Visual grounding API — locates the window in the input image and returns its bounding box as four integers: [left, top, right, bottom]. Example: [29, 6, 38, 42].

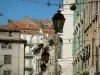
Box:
[1, 43, 7, 49]
[88, 45, 91, 58]
[9, 32, 12, 36]
[4, 55, 12, 64]
[8, 43, 12, 49]
[3, 70, 11, 75]
[1, 43, 12, 49]
[43, 24, 49, 28]
[92, 38, 96, 65]
[83, 51, 85, 62]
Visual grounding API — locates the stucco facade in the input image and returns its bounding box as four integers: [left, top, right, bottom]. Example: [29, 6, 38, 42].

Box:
[60, 0, 74, 75]
[0, 29, 26, 75]
[73, 0, 100, 75]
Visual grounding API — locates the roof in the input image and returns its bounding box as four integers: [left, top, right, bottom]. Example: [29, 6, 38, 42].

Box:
[0, 21, 20, 32]
[43, 29, 55, 33]
[15, 21, 39, 30]
[42, 18, 53, 28]
[0, 17, 55, 34]
[0, 36, 26, 43]
[43, 18, 50, 24]
[0, 39, 26, 43]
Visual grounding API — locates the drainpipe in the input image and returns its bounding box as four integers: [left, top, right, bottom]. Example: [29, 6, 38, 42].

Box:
[96, 46, 99, 75]
[95, 1, 100, 75]
[55, 33, 58, 75]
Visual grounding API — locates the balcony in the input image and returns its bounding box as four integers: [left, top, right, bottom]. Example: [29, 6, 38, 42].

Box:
[26, 42, 34, 46]
[25, 65, 33, 70]
[25, 53, 33, 58]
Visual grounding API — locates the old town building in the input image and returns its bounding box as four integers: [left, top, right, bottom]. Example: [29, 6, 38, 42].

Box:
[73, 0, 100, 75]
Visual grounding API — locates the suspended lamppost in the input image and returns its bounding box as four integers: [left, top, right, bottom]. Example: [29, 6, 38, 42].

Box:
[38, 43, 44, 49]
[52, 10, 65, 75]
[40, 63, 47, 72]
[48, 39, 54, 46]
[52, 10, 65, 33]
[41, 50, 50, 63]
[44, 46, 49, 51]
[70, 4, 76, 11]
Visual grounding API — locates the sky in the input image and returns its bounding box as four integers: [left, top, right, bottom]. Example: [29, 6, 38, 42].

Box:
[0, 0, 62, 25]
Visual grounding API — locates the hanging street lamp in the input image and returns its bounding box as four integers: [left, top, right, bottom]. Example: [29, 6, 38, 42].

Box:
[41, 50, 50, 63]
[44, 46, 49, 51]
[48, 39, 54, 46]
[38, 43, 44, 49]
[52, 10, 65, 33]
[40, 63, 47, 72]
[70, 4, 76, 11]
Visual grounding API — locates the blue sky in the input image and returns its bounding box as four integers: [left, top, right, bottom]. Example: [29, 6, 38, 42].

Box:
[0, 0, 62, 25]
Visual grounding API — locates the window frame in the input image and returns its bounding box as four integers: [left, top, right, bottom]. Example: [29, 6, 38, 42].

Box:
[1, 43, 12, 49]
[3, 70, 11, 75]
[9, 32, 12, 37]
[4, 55, 12, 64]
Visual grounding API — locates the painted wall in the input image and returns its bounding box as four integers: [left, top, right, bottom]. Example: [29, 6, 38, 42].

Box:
[60, 0, 74, 75]
[0, 32, 25, 75]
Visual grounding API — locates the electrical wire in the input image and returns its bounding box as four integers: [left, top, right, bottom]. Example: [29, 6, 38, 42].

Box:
[0, 11, 99, 58]
[0, 10, 100, 43]
[22, 0, 100, 6]
[63, 26, 100, 41]
[0, 12, 9, 20]
[0, 49, 97, 73]
[0, 5, 99, 73]
[0, 61, 84, 73]
[60, 62, 73, 73]
[0, 60, 73, 72]
[22, 0, 61, 6]
[0, 53, 99, 61]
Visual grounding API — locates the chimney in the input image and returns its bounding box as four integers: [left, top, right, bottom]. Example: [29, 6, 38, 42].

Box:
[24, 16, 30, 19]
[8, 19, 14, 25]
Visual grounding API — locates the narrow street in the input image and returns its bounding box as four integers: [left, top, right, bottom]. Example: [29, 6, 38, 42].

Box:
[0, 0, 100, 75]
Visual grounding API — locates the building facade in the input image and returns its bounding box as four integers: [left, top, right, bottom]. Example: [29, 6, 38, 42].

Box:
[60, 0, 74, 75]
[0, 16, 63, 75]
[73, 0, 100, 75]
[0, 26, 26, 75]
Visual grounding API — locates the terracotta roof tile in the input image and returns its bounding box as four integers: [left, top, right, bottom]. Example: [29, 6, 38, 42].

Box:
[43, 29, 55, 33]
[43, 18, 50, 24]
[28, 24, 38, 30]
[34, 21, 42, 28]
[0, 18, 55, 34]
[15, 22, 38, 30]
[15, 21, 26, 29]
[0, 23, 20, 31]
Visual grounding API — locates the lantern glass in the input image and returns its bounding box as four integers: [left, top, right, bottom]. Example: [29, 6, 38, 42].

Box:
[40, 63, 47, 71]
[70, 4, 76, 11]
[41, 51, 50, 63]
[52, 10, 65, 33]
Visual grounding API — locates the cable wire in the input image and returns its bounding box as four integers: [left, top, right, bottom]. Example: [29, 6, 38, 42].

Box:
[22, 0, 100, 6]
